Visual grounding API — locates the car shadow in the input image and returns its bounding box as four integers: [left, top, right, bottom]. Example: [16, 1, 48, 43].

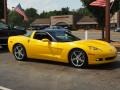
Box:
[24, 58, 120, 70]
[25, 58, 70, 67]
[86, 61, 120, 70]
[0, 47, 9, 53]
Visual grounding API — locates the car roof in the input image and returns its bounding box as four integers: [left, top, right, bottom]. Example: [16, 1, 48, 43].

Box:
[36, 29, 66, 33]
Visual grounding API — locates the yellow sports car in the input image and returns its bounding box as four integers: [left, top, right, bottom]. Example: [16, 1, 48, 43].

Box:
[8, 30, 117, 68]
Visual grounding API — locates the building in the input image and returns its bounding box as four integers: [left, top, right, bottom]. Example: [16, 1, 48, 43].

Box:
[111, 12, 117, 29]
[31, 18, 50, 26]
[51, 15, 75, 29]
[76, 16, 98, 29]
[31, 15, 98, 29]
[30, 18, 50, 30]
[31, 13, 118, 30]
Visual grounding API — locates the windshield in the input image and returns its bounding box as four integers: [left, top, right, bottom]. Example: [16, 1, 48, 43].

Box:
[48, 30, 80, 42]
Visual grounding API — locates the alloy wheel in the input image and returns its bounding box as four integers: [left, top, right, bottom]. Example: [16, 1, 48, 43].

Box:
[13, 44, 26, 61]
[69, 49, 88, 68]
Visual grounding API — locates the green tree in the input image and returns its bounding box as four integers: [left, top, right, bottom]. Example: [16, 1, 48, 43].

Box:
[25, 8, 39, 24]
[39, 7, 71, 18]
[39, 11, 49, 18]
[8, 8, 39, 27]
[76, 8, 92, 16]
[39, 7, 92, 18]
[8, 10, 26, 26]
[61, 7, 70, 15]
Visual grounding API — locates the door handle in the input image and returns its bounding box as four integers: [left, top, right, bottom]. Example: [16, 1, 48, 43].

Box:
[28, 40, 30, 43]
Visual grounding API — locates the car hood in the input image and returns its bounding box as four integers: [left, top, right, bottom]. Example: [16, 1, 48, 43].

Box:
[74, 40, 113, 49]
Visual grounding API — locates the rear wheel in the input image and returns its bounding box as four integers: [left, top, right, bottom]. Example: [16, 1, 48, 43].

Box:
[13, 44, 27, 61]
[69, 49, 88, 68]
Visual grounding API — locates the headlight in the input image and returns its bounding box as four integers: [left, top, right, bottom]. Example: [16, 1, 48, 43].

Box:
[88, 46, 102, 51]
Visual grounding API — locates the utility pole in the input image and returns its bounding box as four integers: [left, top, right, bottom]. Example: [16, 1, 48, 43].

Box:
[117, 1, 120, 28]
[4, 0, 7, 24]
[105, 0, 110, 42]
[117, 11, 120, 28]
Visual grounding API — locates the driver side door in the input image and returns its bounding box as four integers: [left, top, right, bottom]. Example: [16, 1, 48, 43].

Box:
[28, 32, 57, 60]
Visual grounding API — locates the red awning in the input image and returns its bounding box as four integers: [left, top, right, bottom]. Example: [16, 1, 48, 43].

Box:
[90, 0, 106, 7]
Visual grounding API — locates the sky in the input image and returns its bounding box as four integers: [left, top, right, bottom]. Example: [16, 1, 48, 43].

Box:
[8, 0, 83, 14]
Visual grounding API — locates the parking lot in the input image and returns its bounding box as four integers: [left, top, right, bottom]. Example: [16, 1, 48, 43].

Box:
[0, 30, 120, 90]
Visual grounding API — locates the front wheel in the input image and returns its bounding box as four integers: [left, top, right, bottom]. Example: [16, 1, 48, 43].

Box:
[13, 44, 27, 61]
[69, 49, 88, 68]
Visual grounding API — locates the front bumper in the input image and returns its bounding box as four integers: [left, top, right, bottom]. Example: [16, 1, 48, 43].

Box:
[88, 52, 117, 65]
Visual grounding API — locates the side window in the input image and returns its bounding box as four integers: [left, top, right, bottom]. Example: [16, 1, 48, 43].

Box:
[34, 32, 52, 41]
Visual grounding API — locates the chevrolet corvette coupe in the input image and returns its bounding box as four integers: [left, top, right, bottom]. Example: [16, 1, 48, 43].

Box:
[8, 30, 117, 68]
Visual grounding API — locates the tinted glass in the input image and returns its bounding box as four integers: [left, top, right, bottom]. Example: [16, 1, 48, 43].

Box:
[48, 30, 80, 42]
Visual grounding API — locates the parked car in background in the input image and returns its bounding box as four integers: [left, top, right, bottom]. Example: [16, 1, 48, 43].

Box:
[14, 26, 26, 31]
[44, 26, 71, 33]
[114, 27, 120, 32]
[0, 21, 26, 48]
[27, 25, 49, 30]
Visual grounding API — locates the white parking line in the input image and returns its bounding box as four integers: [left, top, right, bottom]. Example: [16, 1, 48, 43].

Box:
[0, 86, 12, 90]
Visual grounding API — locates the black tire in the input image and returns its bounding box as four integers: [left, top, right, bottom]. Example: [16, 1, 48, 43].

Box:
[13, 44, 27, 61]
[68, 49, 88, 68]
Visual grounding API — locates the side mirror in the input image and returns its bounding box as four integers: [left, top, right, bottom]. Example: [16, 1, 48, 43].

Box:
[42, 39, 50, 42]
